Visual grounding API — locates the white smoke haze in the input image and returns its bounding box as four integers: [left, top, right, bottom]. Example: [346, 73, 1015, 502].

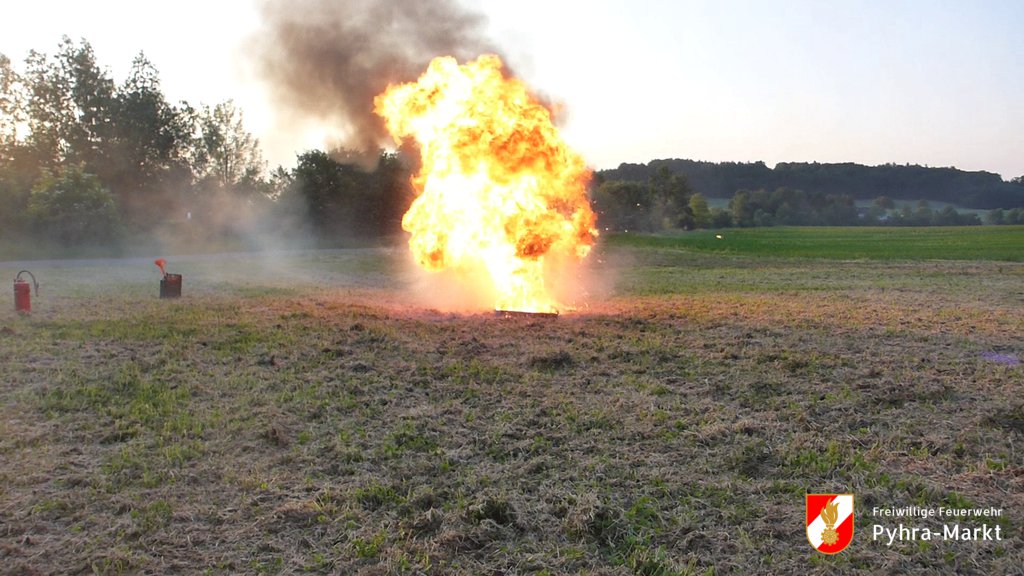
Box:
[402, 264, 500, 314]
[546, 245, 620, 313]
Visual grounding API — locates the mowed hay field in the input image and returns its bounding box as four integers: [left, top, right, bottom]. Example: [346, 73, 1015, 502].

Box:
[1, 227, 1022, 575]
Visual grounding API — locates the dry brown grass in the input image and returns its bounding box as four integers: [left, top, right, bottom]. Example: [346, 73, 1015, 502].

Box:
[0, 247, 1021, 574]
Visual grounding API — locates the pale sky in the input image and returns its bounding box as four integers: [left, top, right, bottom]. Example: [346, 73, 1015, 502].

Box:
[2, 0, 1022, 179]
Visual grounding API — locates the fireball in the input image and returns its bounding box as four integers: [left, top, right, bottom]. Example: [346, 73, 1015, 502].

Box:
[374, 55, 597, 313]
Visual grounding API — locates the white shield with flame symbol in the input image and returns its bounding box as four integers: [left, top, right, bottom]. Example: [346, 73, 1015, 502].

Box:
[806, 493, 855, 554]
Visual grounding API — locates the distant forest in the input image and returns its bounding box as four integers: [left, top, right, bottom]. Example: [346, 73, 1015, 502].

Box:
[2, 38, 1023, 256]
[592, 160, 1024, 232]
[600, 159, 1024, 209]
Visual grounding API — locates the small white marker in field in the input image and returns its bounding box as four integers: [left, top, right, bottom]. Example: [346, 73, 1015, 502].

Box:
[716, 234, 723, 239]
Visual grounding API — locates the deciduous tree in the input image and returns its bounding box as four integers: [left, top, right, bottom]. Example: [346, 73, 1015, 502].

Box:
[689, 193, 711, 229]
[195, 100, 265, 191]
[28, 164, 122, 245]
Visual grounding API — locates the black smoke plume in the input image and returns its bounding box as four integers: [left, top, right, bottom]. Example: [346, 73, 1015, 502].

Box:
[253, 0, 498, 158]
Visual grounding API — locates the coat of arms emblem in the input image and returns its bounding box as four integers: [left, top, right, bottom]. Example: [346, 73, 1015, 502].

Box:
[806, 494, 854, 554]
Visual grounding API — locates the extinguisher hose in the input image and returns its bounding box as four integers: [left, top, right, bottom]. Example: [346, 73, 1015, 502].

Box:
[16, 270, 39, 296]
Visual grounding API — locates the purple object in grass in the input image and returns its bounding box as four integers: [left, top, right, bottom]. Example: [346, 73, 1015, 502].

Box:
[980, 352, 1020, 366]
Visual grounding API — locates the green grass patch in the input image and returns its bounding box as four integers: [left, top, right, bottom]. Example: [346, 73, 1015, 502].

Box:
[607, 226, 1024, 261]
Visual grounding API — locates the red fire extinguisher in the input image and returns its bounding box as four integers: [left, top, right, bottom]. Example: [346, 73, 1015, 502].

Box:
[14, 270, 38, 314]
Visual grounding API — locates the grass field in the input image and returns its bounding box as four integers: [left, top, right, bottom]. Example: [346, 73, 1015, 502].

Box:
[608, 226, 1024, 261]
[702, 197, 994, 219]
[1, 228, 1022, 574]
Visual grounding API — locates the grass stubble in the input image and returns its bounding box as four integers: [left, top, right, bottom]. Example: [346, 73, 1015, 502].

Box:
[0, 238, 1022, 575]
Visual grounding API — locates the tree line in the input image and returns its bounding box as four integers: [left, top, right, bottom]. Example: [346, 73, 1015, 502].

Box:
[601, 159, 1024, 211]
[592, 168, 1024, 232]
[0, 37, 413, 250]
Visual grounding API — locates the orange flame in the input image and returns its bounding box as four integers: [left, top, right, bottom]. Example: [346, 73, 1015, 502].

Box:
[154, 258, 167, 277]
[374, 54, 598, 313]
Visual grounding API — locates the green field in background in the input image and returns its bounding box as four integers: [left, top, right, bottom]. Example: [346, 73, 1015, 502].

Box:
[606, 226, 1024, 261]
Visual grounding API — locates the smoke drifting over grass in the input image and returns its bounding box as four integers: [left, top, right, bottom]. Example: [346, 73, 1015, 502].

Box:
[253, 0, 498, 157]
